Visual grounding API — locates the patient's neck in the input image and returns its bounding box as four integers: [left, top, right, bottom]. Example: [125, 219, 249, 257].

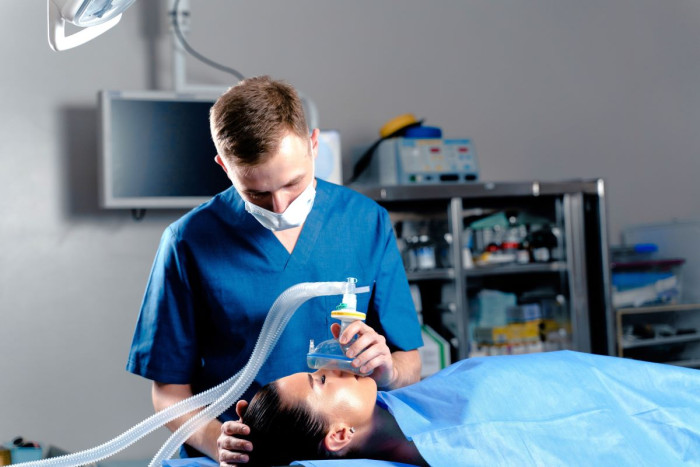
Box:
[355, 405, 427, 466]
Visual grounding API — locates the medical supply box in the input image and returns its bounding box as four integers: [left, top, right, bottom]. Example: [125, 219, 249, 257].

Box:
[610, 244, 685, 308]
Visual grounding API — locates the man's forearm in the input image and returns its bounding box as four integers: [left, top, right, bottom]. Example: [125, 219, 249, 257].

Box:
[153, 382, 222, 460]
[167, 416, 222, 460]
[386, 349, 421, 390]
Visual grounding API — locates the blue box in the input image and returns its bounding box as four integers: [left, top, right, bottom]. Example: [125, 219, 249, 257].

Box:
[10, 446, 42, 463]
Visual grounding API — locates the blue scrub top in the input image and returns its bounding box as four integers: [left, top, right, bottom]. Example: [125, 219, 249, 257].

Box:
[377, 351, 700, 466]
[127, 179, 422, 420]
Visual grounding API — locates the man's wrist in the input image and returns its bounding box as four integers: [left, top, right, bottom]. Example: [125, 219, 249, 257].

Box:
[389, 366, 399, 388]
[379, 363, 399, 390]
[384, 349, 421, 389]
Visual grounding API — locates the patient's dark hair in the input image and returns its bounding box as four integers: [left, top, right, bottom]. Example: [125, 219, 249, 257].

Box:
[240, 381, 330, 465]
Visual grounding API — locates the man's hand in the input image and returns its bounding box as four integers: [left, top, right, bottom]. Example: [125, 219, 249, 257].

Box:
[331, 322, 397, 388]
[218, 400, 253, 466]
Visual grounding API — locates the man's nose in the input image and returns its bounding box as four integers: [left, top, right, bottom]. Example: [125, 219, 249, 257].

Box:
[270, 191, 292, 214]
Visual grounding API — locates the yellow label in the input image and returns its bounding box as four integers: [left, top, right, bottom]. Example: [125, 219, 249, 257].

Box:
[331, 310, 366, 320]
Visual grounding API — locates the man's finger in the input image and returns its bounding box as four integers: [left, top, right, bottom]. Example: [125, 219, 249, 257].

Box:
[351, 344, 382, 368]
[221, 421, 250, 436]
[339, 321, 366, 345]
[346, 330, 386, 360]
[219, 435, 253, 452]
[219, 449, 250, 465]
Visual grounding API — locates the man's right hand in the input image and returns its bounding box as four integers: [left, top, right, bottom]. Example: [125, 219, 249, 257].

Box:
[218, 400, 253, 466]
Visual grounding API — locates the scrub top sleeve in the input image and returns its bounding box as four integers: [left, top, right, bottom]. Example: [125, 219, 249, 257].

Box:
[371, 209, 423, 352]
[126, 226, 199, 384]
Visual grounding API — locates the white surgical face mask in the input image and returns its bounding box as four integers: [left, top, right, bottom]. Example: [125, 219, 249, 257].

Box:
[243, 176, 316, 231]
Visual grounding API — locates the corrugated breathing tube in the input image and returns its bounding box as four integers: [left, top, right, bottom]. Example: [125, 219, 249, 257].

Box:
[21, 280, 357, 467]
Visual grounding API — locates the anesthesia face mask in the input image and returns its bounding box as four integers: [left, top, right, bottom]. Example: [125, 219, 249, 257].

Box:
[307, 277, 373, 376]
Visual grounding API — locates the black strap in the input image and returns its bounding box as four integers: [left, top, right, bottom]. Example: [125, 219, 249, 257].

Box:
[348, 120, 424, 184]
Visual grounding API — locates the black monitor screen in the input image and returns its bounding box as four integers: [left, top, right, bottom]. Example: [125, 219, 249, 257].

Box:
[100, 91, 231, 208]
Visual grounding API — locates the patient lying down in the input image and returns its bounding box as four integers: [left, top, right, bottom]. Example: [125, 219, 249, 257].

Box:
[236, 351, 700, 466]
[239, 367, 427, 466]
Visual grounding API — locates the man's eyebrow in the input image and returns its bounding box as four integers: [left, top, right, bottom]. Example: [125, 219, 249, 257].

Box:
[243, 188, 268, 195]
[307, 374, 314, 389]
[243, 175, 305, 195]
[284, 175, 305, 187]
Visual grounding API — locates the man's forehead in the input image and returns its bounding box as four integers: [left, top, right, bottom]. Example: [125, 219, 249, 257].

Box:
[232, 159, 311, 193]
[233, 133, 310, 171]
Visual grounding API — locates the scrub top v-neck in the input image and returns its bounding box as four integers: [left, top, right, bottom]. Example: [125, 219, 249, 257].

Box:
[249, 181, 329, 271]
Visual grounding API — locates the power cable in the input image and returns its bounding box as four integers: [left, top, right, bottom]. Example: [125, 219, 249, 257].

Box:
[171, 0, 245, 82]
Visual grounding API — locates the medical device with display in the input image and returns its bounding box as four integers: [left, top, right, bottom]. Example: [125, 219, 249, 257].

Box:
[307, 278, 373, 375]
[366, 137, 479, 186]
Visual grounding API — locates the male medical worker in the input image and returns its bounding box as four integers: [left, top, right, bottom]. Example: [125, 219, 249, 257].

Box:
[126, 76, 423, 463]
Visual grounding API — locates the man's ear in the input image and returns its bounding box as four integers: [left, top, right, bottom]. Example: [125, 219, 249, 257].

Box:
[214, 154, 228, 174]
[310, 128, 320, 159]
[323, 424, 354, 455]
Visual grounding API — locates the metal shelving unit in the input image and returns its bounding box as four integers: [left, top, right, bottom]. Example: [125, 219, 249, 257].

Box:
[463, 261, 568, 277]
[407, 269, 456, 281]
[355, 179, 613, 360]
[616, 303, 700, 367]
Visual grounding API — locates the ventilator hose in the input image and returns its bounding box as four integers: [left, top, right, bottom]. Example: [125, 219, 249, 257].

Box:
[20, 281, 351, 467]
[149, 281, 350, 466]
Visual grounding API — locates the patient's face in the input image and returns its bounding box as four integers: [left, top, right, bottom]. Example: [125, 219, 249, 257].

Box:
[276, 369, 377, 426]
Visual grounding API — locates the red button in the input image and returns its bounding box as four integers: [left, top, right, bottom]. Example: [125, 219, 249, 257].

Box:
[459, 147, 469, 153]
[430, 147, 440, 153]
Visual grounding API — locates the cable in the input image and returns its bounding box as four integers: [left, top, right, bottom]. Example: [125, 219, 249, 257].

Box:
[348, 119, 424, 184]
[171, 0, 246, 82]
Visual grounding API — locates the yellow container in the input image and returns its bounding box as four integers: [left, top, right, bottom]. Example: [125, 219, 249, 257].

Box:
[476, 319, 561, 345]
[0, 448, 11, 466]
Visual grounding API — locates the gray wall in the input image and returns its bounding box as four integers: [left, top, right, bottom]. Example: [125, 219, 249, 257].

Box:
[2, 0, 699, 460]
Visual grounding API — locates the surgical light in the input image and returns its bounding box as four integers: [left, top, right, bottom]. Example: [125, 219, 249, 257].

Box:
[48, 0, 138, 51]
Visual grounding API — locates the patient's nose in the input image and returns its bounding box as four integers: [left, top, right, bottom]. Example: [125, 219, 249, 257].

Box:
[319, 369, 346, 379]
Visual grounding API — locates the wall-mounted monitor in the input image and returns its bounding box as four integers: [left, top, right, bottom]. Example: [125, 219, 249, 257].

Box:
[98, 90, 343, 210]
[98, 90, 229, 209]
